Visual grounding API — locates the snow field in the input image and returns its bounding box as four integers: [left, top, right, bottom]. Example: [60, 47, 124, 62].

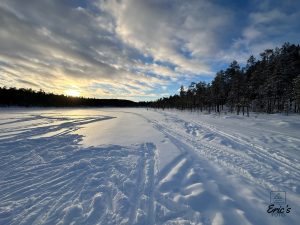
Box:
[0, 108, 300, 225]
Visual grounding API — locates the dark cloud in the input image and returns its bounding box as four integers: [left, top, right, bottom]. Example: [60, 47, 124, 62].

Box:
[17, 79, 39, 87]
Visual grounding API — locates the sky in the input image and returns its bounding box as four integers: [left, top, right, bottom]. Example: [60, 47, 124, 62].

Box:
[0, 0, 300, 101]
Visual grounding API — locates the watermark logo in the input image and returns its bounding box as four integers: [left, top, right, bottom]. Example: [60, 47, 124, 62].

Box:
[270, 191, 285, 205]
[267, 191, 291, 217]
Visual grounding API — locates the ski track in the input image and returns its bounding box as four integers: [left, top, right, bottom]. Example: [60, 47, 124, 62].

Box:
[0, 113, 157, 225]
[0, 109, 299, 225]
[150, 113, 300, 194]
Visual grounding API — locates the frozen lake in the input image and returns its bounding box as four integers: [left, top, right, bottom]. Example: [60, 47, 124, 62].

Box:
[0, 108, 300, 225]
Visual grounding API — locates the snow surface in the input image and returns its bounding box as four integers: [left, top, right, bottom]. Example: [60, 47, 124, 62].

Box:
[0, 108, 299, 225]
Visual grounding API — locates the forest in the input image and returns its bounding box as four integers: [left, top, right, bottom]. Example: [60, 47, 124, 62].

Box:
[0, 87, 148, 107]
[152, 43, 300, 115]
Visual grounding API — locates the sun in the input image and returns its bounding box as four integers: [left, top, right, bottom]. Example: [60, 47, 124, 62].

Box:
[65, 89, 80, 97]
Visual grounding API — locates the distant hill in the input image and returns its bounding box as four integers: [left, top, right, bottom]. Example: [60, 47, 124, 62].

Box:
[0, 87, 149, 107]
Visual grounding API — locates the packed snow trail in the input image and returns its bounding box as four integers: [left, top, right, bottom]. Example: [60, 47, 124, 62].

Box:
[0, 108, 299, 225]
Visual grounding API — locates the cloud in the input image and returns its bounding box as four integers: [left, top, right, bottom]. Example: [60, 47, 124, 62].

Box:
[0, 0, 299, 100]
[0, 0, 162, 99]
[99, 0, 232, 75]
[224, 1, 300, 63]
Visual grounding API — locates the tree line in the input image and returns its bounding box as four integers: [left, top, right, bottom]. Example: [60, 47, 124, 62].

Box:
[0, 87, 149, 107]
[152, 43, 300, 115]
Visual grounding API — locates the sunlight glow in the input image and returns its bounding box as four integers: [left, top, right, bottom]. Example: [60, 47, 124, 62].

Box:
[65, 89, 80, 97]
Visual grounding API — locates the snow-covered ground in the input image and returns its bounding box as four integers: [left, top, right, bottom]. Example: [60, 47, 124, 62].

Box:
[0, 108, 299, 225]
